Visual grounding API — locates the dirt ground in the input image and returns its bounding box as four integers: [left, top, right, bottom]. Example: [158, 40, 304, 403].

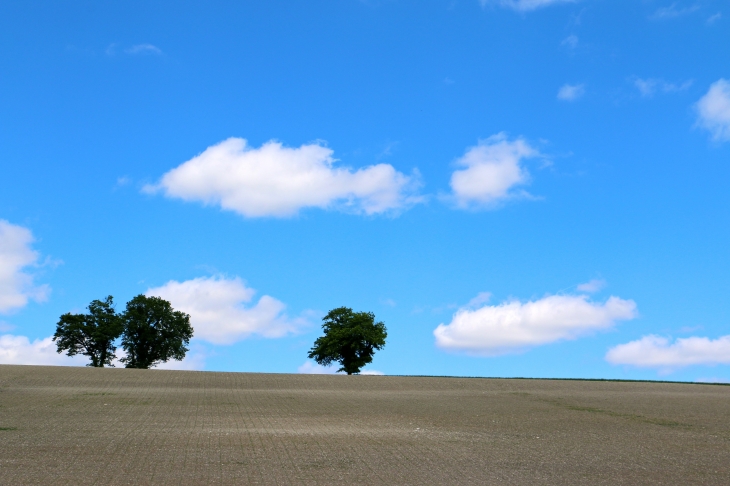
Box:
[0, 365, 729, 485]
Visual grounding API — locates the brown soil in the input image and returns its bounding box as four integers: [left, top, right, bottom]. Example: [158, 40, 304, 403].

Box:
[0, 365, 728, 485]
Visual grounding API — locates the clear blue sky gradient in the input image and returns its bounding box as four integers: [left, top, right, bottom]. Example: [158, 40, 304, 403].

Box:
[1, 0, 729, 380]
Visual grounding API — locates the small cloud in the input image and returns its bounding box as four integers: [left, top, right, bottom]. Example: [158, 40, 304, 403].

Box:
[632, 77, 692, 97]
[707, 12, 722, 24]
[650, 2, 700, 20]
[679, 325, 703, 333]
[147, 138, 423, 218]
[146, 276, 309, 345]
[360, 369, 385, 375]
[116, 176, 131, 186]
[443, 77, 456, 85]
[381, 298, 397, 307]
[0, 334, 87, 366]
[125, 44, 162, 55]
[297, 360, 339, 374]
[606, 334, 730, 370]
[695, 79, 730, 142]
[446, 133, 542, 209]
[0, 321, 15, 332]
[466, 292, 492, 309]
[557, 83, 585, 101]
[696, 377, 730, 384]
[576, 279, 606, 293]
[481, 0, 577, 13]
[435, 293, 638, 356]
[105, 43, 118, 56]
[561, 35, 578, 49]
[0, 220, 51, 314]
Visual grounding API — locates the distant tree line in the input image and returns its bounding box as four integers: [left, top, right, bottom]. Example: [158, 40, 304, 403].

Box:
[53, 295, 193, 369]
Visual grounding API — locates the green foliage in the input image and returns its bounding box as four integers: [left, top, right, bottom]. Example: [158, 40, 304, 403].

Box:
[308, 307, 387, 375]
[120, 295, 194, 369]
[53, 296, 124, 367]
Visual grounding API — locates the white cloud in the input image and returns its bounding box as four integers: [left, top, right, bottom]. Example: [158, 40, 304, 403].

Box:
[361, 369, 385, 375]
[561, 35, 578, 49]
[695, 79, 730, 142]
[146, 276, 307, 345]
[650, 2, 700, 20]
[481, 0, 576, 12]
[0, 334, 86, 366]
[448, 133, 540, 209]
[557, 83, 585, 101]
[125, 44, 162, 55]
[297, 360, 338, 374]
[707, 12, 722, 24]
[0, 220, 50, 314]
[146, 138, 421, 218]
[434, 293, 637, 355]
[606, 335, 730, 369]
[576, 279, 606, 293]
[633, 77, 692, 97]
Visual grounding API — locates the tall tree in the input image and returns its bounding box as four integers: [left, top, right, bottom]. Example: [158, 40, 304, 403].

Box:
[120, 295, 193, 369]
[53, 296, 124, 367]
[308, 307, 387, 375]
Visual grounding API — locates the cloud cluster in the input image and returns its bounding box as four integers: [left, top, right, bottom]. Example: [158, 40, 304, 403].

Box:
[0, 334, 85, 366]
[0, 220, 49, 314]
[695, 79, 730, 142]
[448, 134, 539, 208]
[147, 138, 421, 218]
[146, 276, 307, 345]
[606, 335, 730, 369]
[434, 293, 637, 355]
[481, 0, 576, 12]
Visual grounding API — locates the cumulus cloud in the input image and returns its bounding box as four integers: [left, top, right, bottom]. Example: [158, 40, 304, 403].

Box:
[606, 335, 730, 369]
[0, 334, 85, 366]
[297, 360, 338, 374]
[633, 77, 692, 97]
[434, 293, 638, 355]
[146, 276, 307, 345]
[695, 79, 730, 142]
[557, 83, 585, 101]
[481, 0, 576, 12]
[146, 138, 421, 218]
[448, 133, 540, 209]
[0, 220, 50, 314]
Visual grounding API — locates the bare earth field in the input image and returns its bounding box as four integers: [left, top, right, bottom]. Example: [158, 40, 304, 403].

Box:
[1, 366, 729, 485]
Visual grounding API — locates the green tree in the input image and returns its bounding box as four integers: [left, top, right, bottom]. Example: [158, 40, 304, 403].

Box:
[120, 295, 193, 369]
[53, 296, 124, 367]
[308, 307, 387, 375]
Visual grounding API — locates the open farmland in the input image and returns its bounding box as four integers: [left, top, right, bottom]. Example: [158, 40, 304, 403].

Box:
[0, 366, 729, 485]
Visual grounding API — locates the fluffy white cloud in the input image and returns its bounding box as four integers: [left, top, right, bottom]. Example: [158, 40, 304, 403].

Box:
[146, 138, 421, 217]
[0, 334, 85, 366]
[557, 83, 585, 101]
[146, 276, 307, 345]
[481, 0, 576, 12]
[297, 360, 339, 374]
[434, 293, 637, 355]
[448, 133, 539, 208]
[296, 360, 383, 375]
[0, 220, 49, 314]
[606, 335, 730, 369]
[695, 79, 730, 142]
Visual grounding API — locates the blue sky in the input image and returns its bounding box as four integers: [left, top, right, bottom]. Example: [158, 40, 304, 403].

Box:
[1, 0, 729, 381]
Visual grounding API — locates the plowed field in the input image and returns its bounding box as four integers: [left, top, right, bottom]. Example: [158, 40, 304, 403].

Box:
[0, 365, 728, 485]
